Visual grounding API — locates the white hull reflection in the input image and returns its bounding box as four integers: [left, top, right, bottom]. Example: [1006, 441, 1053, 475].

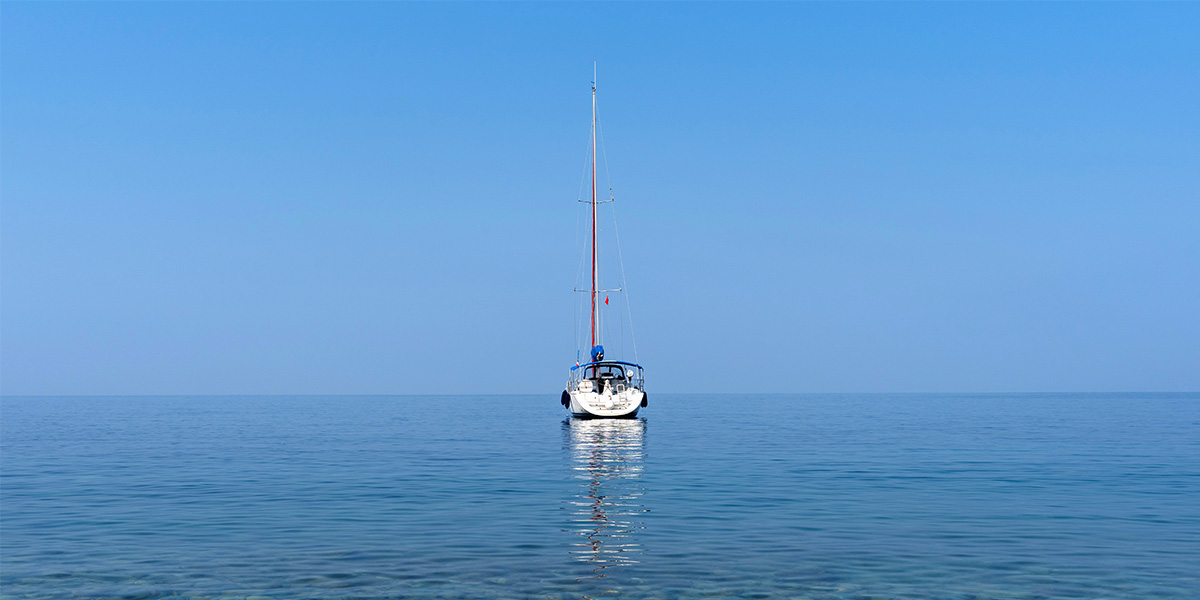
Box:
[564, 417, 647, 583]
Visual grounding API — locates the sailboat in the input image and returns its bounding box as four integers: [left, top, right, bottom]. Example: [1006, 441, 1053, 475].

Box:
[560, 69, 647, 418]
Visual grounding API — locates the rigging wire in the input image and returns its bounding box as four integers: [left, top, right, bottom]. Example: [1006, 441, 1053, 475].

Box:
[597, 117, 615, 205]
[610, 200, 639, 363]
[597, 109, 639, 363]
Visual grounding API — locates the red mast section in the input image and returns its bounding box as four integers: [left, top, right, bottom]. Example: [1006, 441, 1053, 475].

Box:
[590, 72, 597, 351]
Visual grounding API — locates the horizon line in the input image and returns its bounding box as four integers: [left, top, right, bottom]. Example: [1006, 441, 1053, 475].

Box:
[2, 391, 1197, 399]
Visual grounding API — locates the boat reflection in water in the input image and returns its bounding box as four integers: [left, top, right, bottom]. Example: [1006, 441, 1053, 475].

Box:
[563, 417, 647, 594]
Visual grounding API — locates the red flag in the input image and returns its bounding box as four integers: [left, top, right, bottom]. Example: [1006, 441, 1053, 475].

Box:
[605, 296, 609, 305]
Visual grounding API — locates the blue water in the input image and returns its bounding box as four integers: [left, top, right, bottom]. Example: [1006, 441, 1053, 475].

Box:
[2, 394, 1197, 599]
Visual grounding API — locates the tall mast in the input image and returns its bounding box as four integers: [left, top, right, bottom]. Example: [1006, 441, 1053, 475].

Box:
[590, 64, 598, 352]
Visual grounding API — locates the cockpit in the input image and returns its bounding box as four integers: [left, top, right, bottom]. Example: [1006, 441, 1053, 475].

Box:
[569, 360, 644, 393]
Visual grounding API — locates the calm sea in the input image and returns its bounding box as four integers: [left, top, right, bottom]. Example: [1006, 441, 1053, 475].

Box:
[2, 394, 1197, 599]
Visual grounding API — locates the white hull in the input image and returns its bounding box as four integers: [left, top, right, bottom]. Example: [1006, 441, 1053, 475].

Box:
[569, 388, 644, 418]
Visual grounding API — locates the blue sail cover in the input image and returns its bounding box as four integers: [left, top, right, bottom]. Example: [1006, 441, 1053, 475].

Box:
[590, 345, 604, 362]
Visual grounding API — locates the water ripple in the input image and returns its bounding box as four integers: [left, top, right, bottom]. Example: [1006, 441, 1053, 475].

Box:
[2, 393, 1198, 599]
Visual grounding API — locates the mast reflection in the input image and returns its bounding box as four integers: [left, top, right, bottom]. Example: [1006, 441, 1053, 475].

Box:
[563, 417, 646, 593]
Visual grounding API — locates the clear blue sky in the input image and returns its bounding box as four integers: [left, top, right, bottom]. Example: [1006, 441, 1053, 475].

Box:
[2, 2, 1197, 395]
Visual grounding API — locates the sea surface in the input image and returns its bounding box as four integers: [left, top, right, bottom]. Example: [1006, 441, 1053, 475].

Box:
[2, 394, 1198, 600]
